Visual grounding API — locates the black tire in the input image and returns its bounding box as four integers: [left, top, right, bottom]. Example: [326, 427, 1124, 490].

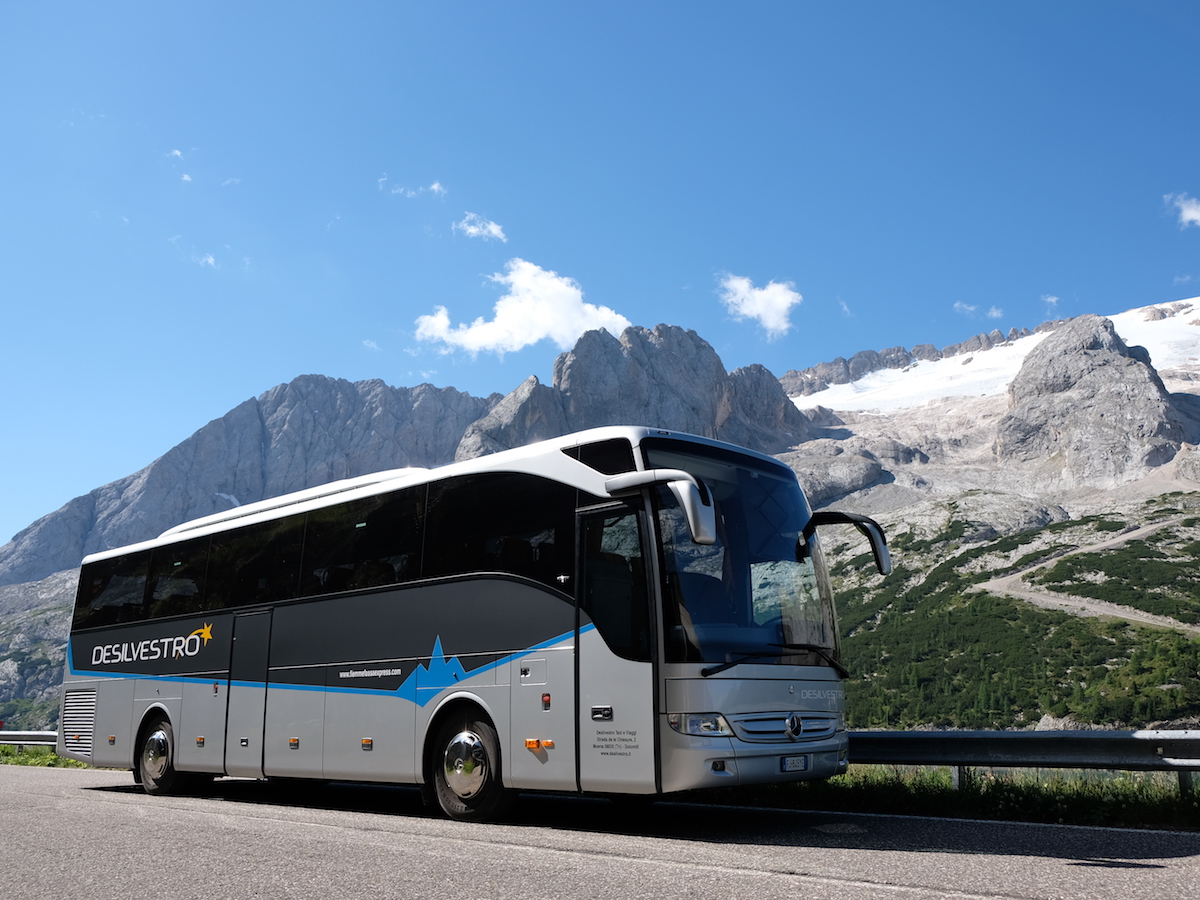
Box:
[431, 713, 514, 821]
[136, 715, 182, 795]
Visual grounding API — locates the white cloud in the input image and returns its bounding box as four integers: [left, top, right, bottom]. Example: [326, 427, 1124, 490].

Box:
[197, 253, 215, 267]
[222, 177, 240, 186]
[415, 258, 631, 355]
[838, 298, 853, 317]
[453, 212, 507, 242]
[718, 273, 802, 339]
[953, 301, 977, 316]
[1043, 294, 1060, 314]
[181, 173, 192, 182]
[168, 149, 183, 159]
[1166, 192, 1200, 228]
[987, 306, 1003, 319]
[363, 339, 380, 351]
[386, 180, 447, 199]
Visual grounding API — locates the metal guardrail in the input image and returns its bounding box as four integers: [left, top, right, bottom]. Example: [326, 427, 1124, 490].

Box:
[0, 731, 57, 750]
[849, 730, 1200, 794]
[4, 729, 1198, 793]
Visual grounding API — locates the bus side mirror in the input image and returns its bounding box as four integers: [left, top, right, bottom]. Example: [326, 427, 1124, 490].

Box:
[605, 469, 717, 546]
[802, 511, 891, 576]
[666, 479, 717, 546]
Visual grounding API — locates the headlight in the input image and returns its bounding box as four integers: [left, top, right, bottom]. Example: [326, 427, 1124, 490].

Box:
[668, 713, 734, 736]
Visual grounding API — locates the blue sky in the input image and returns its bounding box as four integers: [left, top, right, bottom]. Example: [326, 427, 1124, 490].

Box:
[2, 1, 1200, 546]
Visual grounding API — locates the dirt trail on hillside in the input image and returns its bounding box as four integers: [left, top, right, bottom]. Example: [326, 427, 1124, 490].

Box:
[972, 516, 1200, 636]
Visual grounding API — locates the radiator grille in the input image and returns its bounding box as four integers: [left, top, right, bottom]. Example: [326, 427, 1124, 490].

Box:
[729, 712, 837, 743]
[61, 689, 97, 757]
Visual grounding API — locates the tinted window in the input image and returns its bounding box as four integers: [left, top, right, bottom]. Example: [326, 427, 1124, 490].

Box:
[424, 473, 575, 591]
[145, 535, 211, 619]
[299, 488, 423, 597]
[73, 550, 151, 629]
[207, 513, 305, 609]
[564, 438, 636, 475]
[581, 510, 651, 661]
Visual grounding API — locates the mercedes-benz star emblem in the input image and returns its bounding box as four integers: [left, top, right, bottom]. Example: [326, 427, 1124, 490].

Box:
[784, 714, 803, 741]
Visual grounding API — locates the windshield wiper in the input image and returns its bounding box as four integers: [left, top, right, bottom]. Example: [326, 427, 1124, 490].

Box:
[771, 643, 850, 678]
[700, 650, 785, 677]
[699, 644, 851, 678]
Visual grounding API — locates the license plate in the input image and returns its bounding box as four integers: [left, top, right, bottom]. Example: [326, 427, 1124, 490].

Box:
[780, 755, 809, 773]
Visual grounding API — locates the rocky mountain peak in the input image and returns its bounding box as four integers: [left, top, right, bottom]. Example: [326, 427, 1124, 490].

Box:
[995, 314, 1185, 484]
[0, 326, 810, 587]
[545, 325, 813, 453]
[0, 376, 498, 587]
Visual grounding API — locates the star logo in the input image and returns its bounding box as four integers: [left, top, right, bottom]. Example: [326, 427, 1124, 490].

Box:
[189, 623, 214, 646]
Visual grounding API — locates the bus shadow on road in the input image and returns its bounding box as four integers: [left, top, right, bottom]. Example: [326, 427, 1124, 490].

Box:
[92, 777, 1198, 865]
[512, 793, 1197, 865]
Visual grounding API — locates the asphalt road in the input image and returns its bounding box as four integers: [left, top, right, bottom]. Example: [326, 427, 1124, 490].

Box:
[2, 767, 1197, 899]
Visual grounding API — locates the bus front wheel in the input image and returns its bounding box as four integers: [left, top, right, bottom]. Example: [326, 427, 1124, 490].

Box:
[137, 715, 181, 795]
[432, 714, 514, 821]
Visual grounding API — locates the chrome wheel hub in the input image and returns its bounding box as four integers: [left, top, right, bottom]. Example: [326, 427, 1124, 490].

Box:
[142, 729, 169, 782]
[443, 730, 487, 799]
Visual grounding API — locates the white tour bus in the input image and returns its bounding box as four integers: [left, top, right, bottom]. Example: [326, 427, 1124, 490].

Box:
[58, 426, 889, 819]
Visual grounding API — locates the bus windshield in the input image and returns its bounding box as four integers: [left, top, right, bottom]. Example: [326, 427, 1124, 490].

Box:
[643, 440, 840, 670]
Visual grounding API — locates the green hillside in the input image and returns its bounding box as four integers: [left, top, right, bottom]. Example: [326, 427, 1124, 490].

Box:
[833, 492, 1200, 730]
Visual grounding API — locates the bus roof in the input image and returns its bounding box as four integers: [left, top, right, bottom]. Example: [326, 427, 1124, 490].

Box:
[80, 426, 792, 565]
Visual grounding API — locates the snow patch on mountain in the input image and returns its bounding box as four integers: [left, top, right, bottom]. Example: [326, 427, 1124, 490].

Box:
[792, 299, 1200, 413]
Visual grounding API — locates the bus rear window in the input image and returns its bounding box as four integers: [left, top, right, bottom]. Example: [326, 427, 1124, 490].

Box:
[73, 550, 151, 630]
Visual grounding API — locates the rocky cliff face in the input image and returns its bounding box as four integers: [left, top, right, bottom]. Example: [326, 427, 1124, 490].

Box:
[0, 378, 498, 587]
[0, 327, 816, 588]
[457, 326, 816, 460]
[781, 315, 1200, 513]
[994, 315, 1187, 486]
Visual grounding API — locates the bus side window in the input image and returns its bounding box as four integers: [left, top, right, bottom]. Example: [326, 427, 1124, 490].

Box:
[424, 473, 576, 592]
[298, 488, 422, 598]
[146, 535, 211, 619]
[73, 550, 152, 629]
[207, 513, 304, 609]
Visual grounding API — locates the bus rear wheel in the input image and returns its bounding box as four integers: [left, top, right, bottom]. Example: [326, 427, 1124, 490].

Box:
[137, 715, 182, 795]
[432, 714, 514, 821]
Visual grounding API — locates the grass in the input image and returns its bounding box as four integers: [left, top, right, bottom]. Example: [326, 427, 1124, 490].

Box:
[0, 744, 88, 768]
[717, 764, 1200, 831]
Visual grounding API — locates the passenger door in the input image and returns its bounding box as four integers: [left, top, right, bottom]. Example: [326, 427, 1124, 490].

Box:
[223, 610, 272, 778]
[576, 509, 658, 794]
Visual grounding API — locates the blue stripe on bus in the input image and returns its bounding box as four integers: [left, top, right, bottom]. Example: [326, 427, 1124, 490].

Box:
[66, 627, 590, 705]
